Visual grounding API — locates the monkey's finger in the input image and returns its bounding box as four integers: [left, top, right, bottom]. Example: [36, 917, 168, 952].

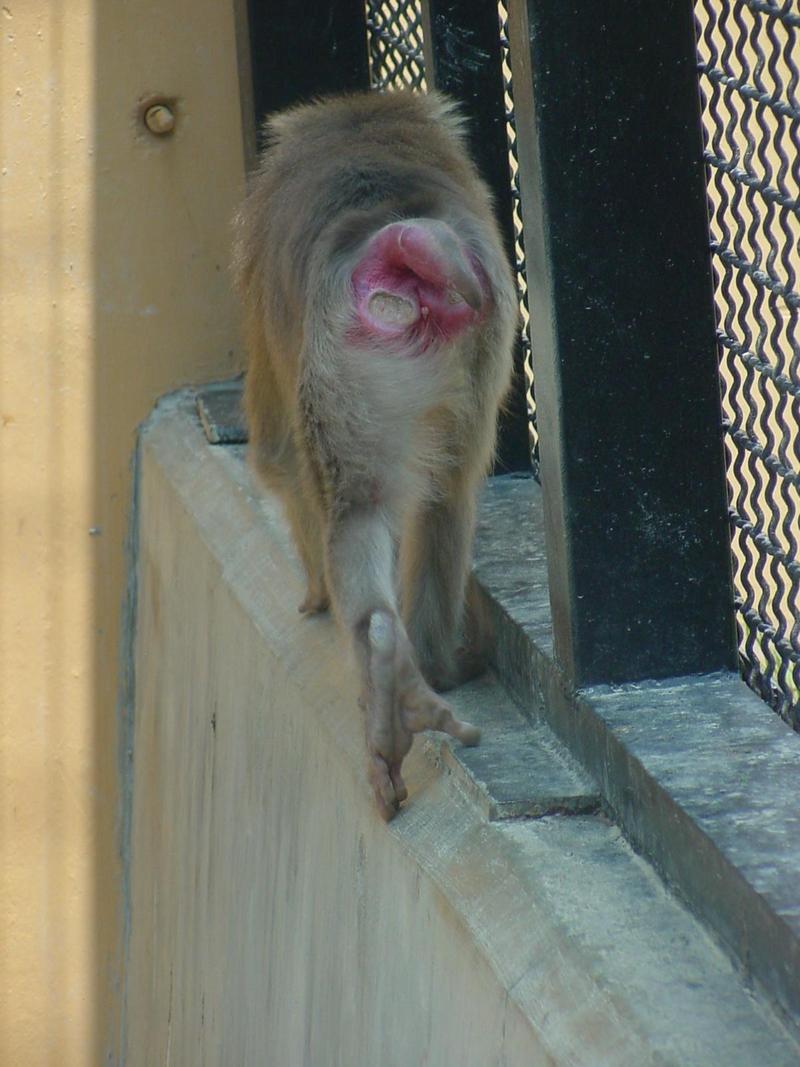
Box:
[433, 705, 481, 747]
[388, 762, 408, 805]
[446, 715, 481, 747]
[406, 693, 481, 747]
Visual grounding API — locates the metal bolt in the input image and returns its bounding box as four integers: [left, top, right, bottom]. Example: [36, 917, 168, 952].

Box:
[144, 103, 175, 136]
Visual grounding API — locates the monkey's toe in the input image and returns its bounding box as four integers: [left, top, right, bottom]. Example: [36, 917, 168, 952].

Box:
[454, 720, 481, 746]
[368, 754, 404, 821]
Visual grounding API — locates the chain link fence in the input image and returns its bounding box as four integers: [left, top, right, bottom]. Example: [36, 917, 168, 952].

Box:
[365, 0, 427, 91]
[696, 0, 800, 726]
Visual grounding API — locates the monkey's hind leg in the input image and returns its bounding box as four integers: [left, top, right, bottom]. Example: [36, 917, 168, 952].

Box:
[401, 474, 487, 692]
[365, 609, 480, 819]
[282, 486, 329, 615]
[326, 504, 479, 820]
[246, 370, 329, 614]
[253, 450, 328, 615]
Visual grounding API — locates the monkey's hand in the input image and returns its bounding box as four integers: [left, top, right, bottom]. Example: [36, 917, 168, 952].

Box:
[364, 610, 480, 821]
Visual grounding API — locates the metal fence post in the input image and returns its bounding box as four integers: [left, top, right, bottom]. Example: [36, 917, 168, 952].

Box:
[506, 0, 738, 684]
[420, 0, 531, 472]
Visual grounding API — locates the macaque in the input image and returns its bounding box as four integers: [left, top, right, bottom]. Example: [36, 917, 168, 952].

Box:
[233, 91, 517, 820]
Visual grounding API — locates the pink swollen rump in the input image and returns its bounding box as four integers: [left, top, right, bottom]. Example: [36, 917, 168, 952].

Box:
[349, 220, 488, 351]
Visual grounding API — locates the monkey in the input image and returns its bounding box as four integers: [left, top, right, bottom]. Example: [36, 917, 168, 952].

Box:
[232, 91, 518, 820]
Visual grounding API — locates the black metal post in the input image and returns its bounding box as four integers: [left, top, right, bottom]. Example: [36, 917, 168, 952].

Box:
[506, 0, 737, 684]
[420, 0, 531, 473]
[247, 0, 370, 137]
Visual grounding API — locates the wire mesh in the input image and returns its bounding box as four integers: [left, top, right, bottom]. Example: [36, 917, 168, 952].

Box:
[365, 0, 427, 92]
[695, 0, 800, 727]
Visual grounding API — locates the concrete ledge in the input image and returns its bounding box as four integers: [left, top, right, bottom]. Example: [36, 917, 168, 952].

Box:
[473, 476, 800, 1034]
[125, 391, 800, 1064]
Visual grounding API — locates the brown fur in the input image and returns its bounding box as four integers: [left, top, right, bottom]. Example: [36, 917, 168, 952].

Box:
[233, 91, 518, 819]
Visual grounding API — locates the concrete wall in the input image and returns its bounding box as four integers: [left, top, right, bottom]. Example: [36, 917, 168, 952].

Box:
[129, 424, 544, 1066]
[126, 397, 799, 1067]
[0, 4, 245, 1063]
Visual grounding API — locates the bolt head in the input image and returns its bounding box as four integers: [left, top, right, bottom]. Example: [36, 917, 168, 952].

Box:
[144, 103, 175, 136]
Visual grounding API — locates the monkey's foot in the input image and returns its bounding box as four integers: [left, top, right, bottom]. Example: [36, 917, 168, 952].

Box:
[365, 610, 480, 821]
[422, 646, 488, 693]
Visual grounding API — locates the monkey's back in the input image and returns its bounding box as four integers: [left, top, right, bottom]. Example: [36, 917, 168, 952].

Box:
[233, 91, 518, 510]
[262, 90, 487, 231]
